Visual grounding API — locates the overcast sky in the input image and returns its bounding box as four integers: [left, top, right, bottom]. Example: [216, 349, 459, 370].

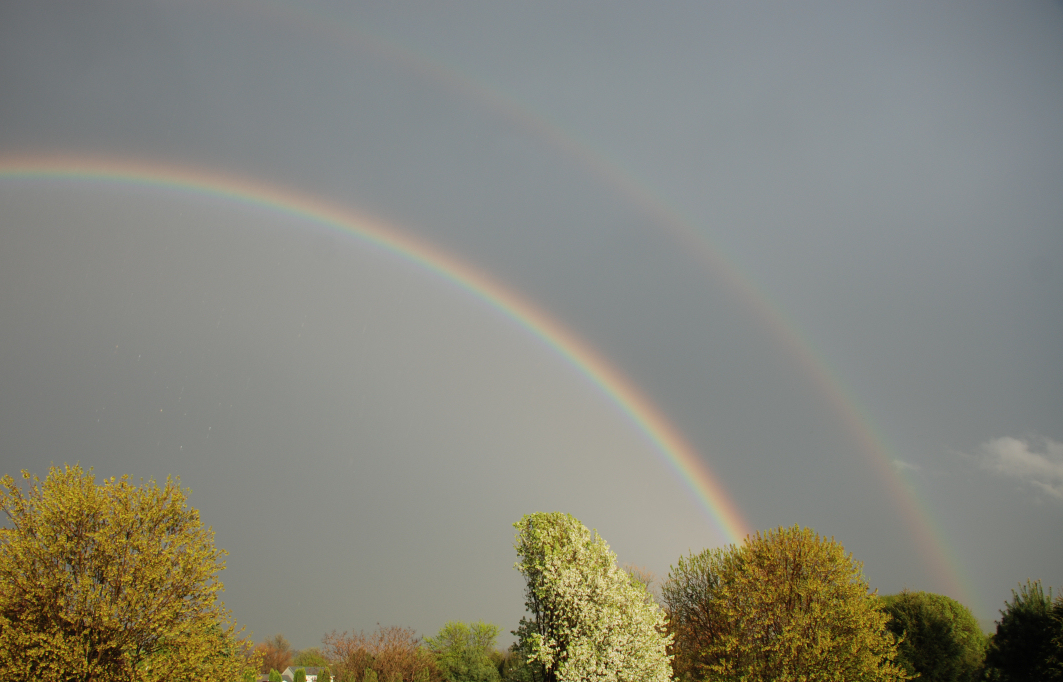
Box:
[1, 0, 1061, 648]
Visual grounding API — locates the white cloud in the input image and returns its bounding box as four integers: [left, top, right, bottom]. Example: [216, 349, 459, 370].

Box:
[980, 436, 1063, 499]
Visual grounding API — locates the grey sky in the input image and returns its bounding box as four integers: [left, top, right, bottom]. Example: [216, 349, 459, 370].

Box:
[1, 0, 1061, 647]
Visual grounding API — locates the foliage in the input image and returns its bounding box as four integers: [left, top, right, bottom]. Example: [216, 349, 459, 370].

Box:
[513, 512, 672, 682]
[323, 624, 441, 682]
[296, 668, 308, 682]
[295, 646, 331, 667]
[364, 668, 379, 682]
[498, 642, 545, 682]
[880, 590, 986, 682]
[623, 564, 662, 607]
[270, 670, 284, 682]
[426, 620, 501, 682]
[259, 634, 296, 673]
[1053, 596, 1063, 681]
[660, 546, 729, 681]
[0, 464, 257, 681]
[983, 580, 1063, 682]
[662, 525, 908, 682]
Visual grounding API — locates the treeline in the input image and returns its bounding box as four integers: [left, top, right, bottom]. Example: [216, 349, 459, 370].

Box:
[1, 467, 1060, 681]
[259, 515, 1063, 682]
[254, 623, 519, 682]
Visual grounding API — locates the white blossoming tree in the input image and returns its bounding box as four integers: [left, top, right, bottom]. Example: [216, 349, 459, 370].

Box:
[512, 512, 673, 682]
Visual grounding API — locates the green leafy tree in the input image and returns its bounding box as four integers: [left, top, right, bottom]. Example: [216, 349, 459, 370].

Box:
[426, 621, 501, 682]
[513, 512, 672, 682]
[364, 668, 379, 682]
[295, 647, 330, 667]
[662, 525, 908, 682]
[984, 580, 1063, 681]
[319, 667, 334, 682]
[0, 464, 257, 681]
[1052, 596, 1063, 681]
[296, 668, 308, 682]
[880, 590, 986, 682]
[270, 669, 284, 682]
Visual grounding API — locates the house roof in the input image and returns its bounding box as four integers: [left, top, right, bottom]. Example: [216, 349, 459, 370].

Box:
[282, 667, 329, 680]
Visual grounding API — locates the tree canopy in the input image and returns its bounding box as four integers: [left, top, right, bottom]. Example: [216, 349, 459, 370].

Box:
[513, 512, 672, 682]
[0, 464, 257, 681]
[294, 646, 331, 668]
[983, 579, 1063, 681]
[880, 590, 986, 682]
[662, 525, 908, 682]
[426, 621, 501, 682]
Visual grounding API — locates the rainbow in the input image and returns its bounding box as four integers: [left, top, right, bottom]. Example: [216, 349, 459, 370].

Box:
[1, 4, 976, 609]
[0, 154, 750, 545]
[216, 1, 974, 607]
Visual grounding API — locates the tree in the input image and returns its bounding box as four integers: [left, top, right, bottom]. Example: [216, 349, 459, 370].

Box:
[512, 512, 672, 682]
[0, 464, 257, 681]
[295, 668, 308, 682]
[426, 620, 501, 682]
[1052, 596, 1063, 681]
[496, 644, 543, 682]
[880, 590, 986, 682]
[623, 565, 660, 605]
[323, 625, 441, 682]
[270, 669, 284, 682]
[259, 634, 296, 674]
[660, 546, 729, 681]
[294, 646, 330, 668]
[662, 525, 908, 682]
[482, 642, 545, 682]
[983, 580, 1063, 681]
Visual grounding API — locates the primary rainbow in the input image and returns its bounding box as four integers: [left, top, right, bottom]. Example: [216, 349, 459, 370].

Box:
[0, 154, 750, 545]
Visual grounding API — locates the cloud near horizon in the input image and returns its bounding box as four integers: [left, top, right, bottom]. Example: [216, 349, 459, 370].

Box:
[980, 436, 1063, 499]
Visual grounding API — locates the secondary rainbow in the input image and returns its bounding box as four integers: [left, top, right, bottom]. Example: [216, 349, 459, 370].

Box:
[0, 154, 749, 545]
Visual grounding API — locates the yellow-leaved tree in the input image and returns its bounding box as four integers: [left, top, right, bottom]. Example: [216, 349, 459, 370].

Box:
[0, 464, 259, 681]
[662, 525, 909, 682]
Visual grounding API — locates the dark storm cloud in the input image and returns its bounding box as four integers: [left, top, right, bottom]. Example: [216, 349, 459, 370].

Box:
[1, 0, 1061, 646]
